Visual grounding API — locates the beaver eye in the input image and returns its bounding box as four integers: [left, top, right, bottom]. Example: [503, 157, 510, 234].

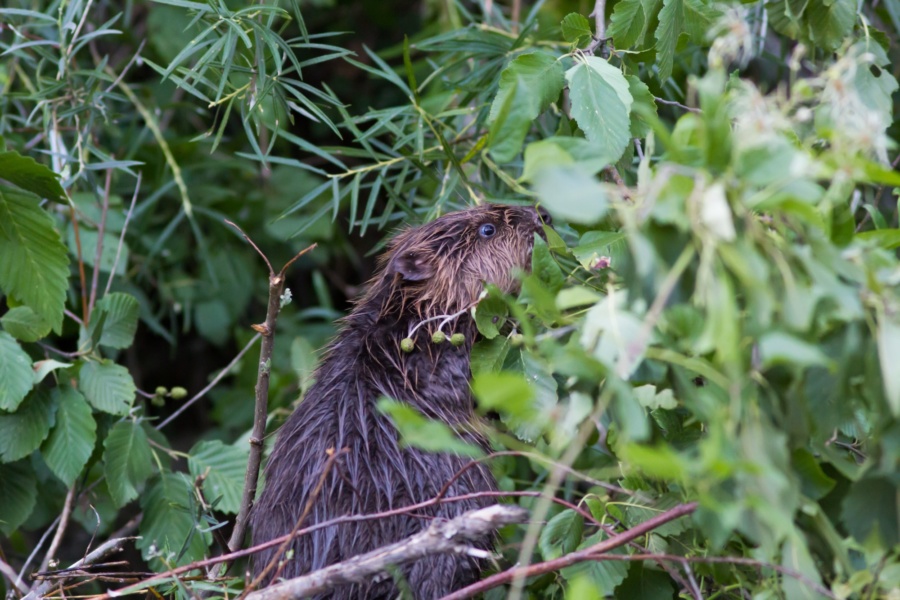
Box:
[478, 223, 496, 238]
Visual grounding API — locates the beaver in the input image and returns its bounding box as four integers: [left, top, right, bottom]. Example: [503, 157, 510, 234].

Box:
[250, 203, 550, 598]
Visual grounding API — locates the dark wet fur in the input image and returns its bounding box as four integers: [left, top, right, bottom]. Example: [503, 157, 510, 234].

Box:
[250, 205, 546, 598]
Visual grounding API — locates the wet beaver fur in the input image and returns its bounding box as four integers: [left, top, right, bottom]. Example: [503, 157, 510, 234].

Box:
[250, 204, 549, 598]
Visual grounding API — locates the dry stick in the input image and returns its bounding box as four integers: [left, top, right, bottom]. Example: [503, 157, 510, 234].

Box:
[88, 167, 112, 317]
[247, 505, 530, 600]
[22, 533, 138, 600]
[39, 486, 76, 573]
[439, 502, 698, 600]
[223, 219, 317, 561]
[240, 449, 346, 598]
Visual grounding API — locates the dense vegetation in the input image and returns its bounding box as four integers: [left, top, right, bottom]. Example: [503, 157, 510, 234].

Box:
[1, 0, 899, 598]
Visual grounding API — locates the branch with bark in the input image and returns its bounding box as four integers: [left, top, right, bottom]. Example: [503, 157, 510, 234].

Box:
[246, 504, 529, 600]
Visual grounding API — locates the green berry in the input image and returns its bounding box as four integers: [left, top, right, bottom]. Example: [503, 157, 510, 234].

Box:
[170, 386, 188, 400]
[510, 333, 525, 347]
[155, 386, 168, 396]
[401, 337, 415, 353]
[151, 395, 166, 407]
[450, 333, 465, 347]
[432, 331, 446, 344]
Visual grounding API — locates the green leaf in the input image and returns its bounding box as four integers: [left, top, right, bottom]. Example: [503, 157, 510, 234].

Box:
[626, 75, 657, 138]
[472, 371, 535, 417]
[0, 150, 66, 203]
[877, 311, 900, 416]
[65, 226, 129, 277]
[0, 186, 70, 333]
[103, 421, 154, 507]
[561, 536, 629, 590]
[473, 292, 508, 339]
[758, 332, 833, 369]
[540, 509, 584, 560]
[841, 477, 899, 548]
[0, 461, 37, 536]
[42, 387, 97, 487]
[791, 448, 835, 500]
[138, 472, 211, 569]
[561, 13, 593, 45]
[522, 137, 618, 182]
[608, 0, 645, 48]
[858, 229, 900, 250]
[79, 360, 136, 415]
[488, 52, 565, 162]
[471, 336, 511, 375]
[0, 388, 56, 463]
[377, 399, 483, 457]
[188, 440, 248, 515]
[807, 0, 856, 51]
[655, 0, 684, 81]
[290, 336, 318, 395]
[534, 166, 608, 225]
[0, 331, 33, 411]
[1, 305, 51, 342]
[32, 359, 72, 385]
[634, 384, 677, 410]
[91, 292, 140, 349]
[572, 230, 627, 271]
[565, 56, 633, 162]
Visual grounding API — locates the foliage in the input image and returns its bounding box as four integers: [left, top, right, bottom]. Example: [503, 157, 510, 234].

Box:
[1, 0, 899, 599]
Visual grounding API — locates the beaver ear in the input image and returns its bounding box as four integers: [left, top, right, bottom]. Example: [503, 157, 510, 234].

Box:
[388, 250, 434, 281]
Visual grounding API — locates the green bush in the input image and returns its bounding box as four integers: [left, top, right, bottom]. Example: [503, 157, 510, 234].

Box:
[1, 0, 898, 598]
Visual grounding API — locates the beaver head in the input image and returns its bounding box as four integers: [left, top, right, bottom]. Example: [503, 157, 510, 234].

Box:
[365, 204, 551, 320]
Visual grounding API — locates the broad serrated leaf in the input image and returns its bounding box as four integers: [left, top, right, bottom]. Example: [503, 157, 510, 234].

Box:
[473, 291, 508, 339]
[188, 440, 247, 515]
[608, 0, 645, 48]
[42, 387, 97, 486]
[103, 421, 154, 507]
[565, 56, 633, 162]
[807, 0, 855, 51]
[0, 388, 56, 463]
[489, 52, 565, 162]
[561, 537, 629, 590]
[561, 13, 593, 45]
[378, 399, 484, 457]
[0, 150, 66, 203]
[0, 186, 70, 332]
[472, 371, 537, 425]
[471, 336, 511, 375]
[1, 305, 51, 342]
[682, 0, 720, 43]
[79, 360, 136, 415]
[655, 0, 684, 81]
[0, 331, 33, 411]
[841, 476, 899, 548]
[540, 510, 584, 560]
[625, 75, 657, 138]
[138, 472, 211, 569]
[522, 137, 617, 182]
[534, 165, 608, 225]
[91, 292, 139, 349]
[0, 461, 37, 535]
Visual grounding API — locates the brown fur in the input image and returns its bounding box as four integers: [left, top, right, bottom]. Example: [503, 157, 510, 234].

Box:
[250, 204, 548, 598]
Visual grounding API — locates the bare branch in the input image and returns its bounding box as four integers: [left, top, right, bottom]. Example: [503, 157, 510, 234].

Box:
[0, 556, 29, 596]
[440, 503, 698, 600]
[104, 171, 142, 296]
[39, 486, 76, 572]
[247, 505, 529, 600]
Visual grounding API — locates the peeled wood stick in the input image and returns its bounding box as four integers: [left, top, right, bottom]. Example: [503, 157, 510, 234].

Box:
[246, 505, 529, 600]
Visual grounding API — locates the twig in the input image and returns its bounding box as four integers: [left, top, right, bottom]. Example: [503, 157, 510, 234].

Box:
[70, 204, 89, 324]
[104, 171, 142, 296]
[39, 486, 76, 572]
[241, 449, 345, 596]
[0, 556, 29, 596]
[156, 332, 262, 430]
[246, 505, 529, 600]
[439, 503, 698, 600]
[655, 97, 702, 113]
[222, 220, 317, 567]
[510, 0, 520, 33]
[22, 535, 137, 600]
[590, 0, 607, 39]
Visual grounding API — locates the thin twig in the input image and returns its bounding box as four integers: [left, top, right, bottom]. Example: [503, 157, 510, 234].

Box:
[224, 220, 274, 275]
[655, 97, 702, 113]
[156, 333, 262, 430]
[40, 486, 76, 572]
[247, 505, 529, 600]
[0, 556, 29, 596]
[439, 503, 699, 600]
[70, 204, 89, 324]
[104, 171, 142, 296]
[590, 0, 607, 39]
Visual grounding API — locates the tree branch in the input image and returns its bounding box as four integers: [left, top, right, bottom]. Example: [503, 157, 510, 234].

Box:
[246, 505, 529, 600]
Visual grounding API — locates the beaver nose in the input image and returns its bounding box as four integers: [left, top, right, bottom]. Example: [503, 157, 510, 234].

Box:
[534, 206, 552, 227]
